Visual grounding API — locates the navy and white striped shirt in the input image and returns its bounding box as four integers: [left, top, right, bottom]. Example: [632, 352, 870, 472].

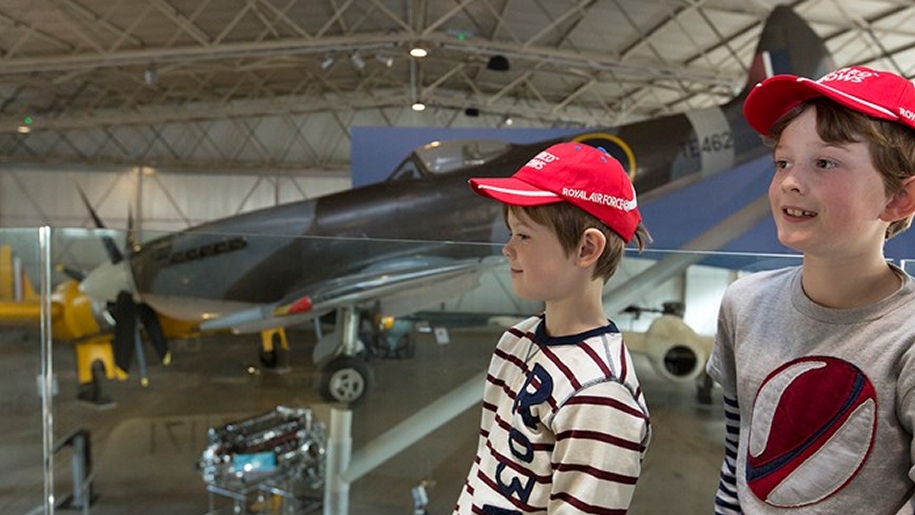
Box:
[454, 314, 651, 514]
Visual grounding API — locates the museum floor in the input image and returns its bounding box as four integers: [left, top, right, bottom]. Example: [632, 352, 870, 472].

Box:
[1, 323, 726, 515]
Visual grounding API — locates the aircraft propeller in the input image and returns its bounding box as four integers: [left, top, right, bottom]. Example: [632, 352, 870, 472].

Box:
[77, 188, 171, 383]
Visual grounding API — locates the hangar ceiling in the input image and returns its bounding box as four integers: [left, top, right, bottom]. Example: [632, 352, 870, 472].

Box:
[1, 0, 915, 176]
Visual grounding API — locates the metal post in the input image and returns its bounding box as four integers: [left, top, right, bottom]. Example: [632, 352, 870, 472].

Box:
[323, 408, 352, 515]
[39, 226, 54, 515]
[342, 371, 486, 484]
[70, 431, 87, 510]
[53, 428, 95, 512]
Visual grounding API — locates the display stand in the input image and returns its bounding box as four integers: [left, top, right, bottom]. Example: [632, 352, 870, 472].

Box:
[205, 478, 321, 515]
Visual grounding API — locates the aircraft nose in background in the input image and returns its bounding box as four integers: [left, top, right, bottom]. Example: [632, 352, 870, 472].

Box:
[80, 260, 136, 303]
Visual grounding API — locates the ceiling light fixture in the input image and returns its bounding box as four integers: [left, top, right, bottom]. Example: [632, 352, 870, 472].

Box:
[411, 102, 426, 111]
[18, 115, 33, 134]
[376, 54, 394, 67]
[321, 55, 335, 70]
[350, 52, 365, 70]
[144, 65, 158, 86]
[409, 47, 428, 58]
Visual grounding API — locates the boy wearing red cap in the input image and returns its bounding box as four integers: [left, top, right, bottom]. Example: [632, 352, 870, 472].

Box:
[708, 66, 915, 514]
[453, 142, 652, 514]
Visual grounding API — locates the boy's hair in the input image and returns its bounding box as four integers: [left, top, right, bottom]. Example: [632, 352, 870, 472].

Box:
[769, 98, 915, 239]
[505, 202, 651, 283]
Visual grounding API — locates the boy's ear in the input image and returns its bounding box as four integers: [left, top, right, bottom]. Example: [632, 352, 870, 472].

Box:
[882, 175, 915, 220]
[577, 228, 607, 267]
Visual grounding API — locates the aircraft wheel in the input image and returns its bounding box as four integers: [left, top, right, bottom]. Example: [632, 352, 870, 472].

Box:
[77, 360, 114, 407]
[259, 346, 278, 368]
[319, 356, 374, 405]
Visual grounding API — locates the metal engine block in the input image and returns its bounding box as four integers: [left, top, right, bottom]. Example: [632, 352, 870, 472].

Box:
[198, 405, 326, 491]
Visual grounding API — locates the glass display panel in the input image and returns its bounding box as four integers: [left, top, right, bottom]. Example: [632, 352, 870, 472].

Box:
[14, 225, 915, 514]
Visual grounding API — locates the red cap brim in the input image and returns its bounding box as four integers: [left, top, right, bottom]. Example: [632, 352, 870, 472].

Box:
[468, 177, 563, 206]
[744, 75, 901, 136]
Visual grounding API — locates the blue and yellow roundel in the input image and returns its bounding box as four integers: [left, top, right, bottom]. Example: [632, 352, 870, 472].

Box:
[572, 132, 636, 179]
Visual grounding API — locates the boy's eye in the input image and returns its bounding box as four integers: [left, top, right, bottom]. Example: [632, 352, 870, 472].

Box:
[815, 158, 837, 169]
[774, 159, 791, 172]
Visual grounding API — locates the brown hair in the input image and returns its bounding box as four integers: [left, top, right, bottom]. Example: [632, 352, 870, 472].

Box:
[505, 203, 651, 282]
[769, 98, 915, 239]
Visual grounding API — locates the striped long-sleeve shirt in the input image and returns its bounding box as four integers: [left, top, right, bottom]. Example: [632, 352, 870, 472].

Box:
[714, 395, 742, 514]
[453, 314, 651, 515]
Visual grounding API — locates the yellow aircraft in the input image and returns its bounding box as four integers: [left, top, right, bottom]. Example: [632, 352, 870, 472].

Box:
[0, 243, 208, 406]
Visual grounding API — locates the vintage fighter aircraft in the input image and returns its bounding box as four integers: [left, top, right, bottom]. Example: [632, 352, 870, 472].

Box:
[0, 5, 830, 406]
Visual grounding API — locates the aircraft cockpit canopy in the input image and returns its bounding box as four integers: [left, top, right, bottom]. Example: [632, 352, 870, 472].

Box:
[386, 139, 513, 183]
[417, 139, 511, 175]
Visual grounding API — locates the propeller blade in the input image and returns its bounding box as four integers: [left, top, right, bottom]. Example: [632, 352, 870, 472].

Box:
[126, 206, 140, 255]
[55, 264, 85, 282]
[77, 187, 124, 264]
[137, 302, 171, 365]
[112, 291, 137, 373]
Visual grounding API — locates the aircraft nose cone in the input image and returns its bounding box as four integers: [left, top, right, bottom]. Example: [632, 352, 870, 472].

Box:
[80, 260, 136, 303]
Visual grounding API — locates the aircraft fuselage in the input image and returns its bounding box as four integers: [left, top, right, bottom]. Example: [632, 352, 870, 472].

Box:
[128, 94, 773, 323]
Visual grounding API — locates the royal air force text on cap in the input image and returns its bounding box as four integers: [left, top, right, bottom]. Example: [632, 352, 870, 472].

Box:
[561, 188, 638, 212]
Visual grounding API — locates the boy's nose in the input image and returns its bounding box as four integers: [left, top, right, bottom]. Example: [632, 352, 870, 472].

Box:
[777, 167, 805, 192]
[502, 243, 513, 258]
[782, 174, 803, 192]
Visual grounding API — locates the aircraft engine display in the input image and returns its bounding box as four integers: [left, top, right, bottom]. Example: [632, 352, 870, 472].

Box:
[198, 405, 326, 491]
[643, 314, 710, 383]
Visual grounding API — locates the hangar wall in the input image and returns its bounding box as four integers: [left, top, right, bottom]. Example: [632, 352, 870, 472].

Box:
[0, 165, 351, 233]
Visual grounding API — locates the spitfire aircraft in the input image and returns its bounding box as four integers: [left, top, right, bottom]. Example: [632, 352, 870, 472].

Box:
[0, 5, 830, 406]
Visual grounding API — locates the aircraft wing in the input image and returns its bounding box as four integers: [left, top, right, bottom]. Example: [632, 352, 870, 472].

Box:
[197, 255, 502, 334]
[0, 300, 48, 325]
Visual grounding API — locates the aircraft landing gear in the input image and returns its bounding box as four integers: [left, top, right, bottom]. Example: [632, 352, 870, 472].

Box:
[319, 355, 374, 406]
[77, 360, 115, 408]
[74, 338, 118, 408]
[258, 328, 290, 372]
[315, 306, 375, 406]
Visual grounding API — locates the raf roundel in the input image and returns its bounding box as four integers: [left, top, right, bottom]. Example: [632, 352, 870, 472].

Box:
[746, 356, 876, 507]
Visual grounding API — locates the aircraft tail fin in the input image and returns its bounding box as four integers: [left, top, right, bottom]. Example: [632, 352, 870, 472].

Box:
[0, 244, 38, 302]
[731, 5, 835, 104]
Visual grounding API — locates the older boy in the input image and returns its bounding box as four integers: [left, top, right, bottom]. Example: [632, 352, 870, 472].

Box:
[453, 142, 652, 514]
[708, 66, 915, 514]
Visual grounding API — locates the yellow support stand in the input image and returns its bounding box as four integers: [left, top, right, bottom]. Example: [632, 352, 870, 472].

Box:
[74, 336, 121, 384]
[260, 327, 289, 353]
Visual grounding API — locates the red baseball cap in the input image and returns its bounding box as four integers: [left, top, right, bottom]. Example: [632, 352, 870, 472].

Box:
[468, 142, 641, 242]
[744, 65, 915, 136]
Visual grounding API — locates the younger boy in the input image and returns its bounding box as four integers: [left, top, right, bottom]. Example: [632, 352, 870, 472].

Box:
[453, 142, 652, 514]
[708, 66, 915, 514]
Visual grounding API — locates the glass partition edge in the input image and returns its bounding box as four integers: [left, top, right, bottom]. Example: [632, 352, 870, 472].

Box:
[40, 226, 54, 515]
